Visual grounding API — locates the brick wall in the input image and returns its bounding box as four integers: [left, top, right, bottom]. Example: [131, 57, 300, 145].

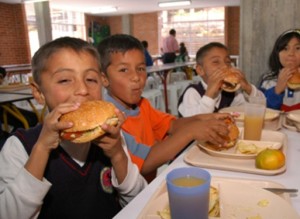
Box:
[131, 12, 159, 54]
[225, 6, 240, 55]
[0, 3, 31, 65]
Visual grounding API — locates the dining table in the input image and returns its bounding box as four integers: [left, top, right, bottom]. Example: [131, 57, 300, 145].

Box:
[113, 128, 300, 218]
[146, 61, 195, 113]
[0, 85, 45, 131]
[0, 92, 35, 131]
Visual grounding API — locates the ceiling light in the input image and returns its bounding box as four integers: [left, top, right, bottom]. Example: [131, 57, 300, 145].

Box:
[22, 0, 48, 3]
[158, 0, 191, 7]
[90, 6, 118, 14]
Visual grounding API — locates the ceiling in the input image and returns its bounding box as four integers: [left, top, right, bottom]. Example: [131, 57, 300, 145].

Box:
[2, 0, 240, 16]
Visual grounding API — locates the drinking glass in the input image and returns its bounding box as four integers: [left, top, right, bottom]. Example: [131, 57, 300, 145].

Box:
[166, 167, 211, 219]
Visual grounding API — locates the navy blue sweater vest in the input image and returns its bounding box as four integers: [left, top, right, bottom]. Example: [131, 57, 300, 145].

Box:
[177, 82, 235, 117]
[14, 125, 121, 219]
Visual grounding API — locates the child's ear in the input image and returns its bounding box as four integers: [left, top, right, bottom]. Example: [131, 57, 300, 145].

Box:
[196, 64, 205, 77]
[100, 73, 109, 87]
[30, 82, 45, 105]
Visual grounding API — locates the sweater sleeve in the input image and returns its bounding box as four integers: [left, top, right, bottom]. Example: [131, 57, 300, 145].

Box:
[110, 132, 147, 207]
[0, 136, 51, 219]
[264, 86, 284, 110]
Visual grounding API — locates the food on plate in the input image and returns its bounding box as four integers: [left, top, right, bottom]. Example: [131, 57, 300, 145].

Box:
[237, 140, 282, 155]
[60, 100, 118, 143]
[208, 186, 220, 217]
[157, 206, 171, 219]
[204, 118, 240, 151]
[157, 186, 220, 219]
[237, 141, 258, 154]
[221, 68, 241, 92]
[255, 149, 285, 170]
[257, 199, 269, 207]
[287, 69, 300, 90]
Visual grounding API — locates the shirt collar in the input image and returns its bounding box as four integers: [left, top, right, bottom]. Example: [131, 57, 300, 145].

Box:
[104, 93, 140, 117]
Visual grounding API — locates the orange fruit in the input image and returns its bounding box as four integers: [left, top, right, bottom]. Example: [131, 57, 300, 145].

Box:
[255, 149, 285, 170]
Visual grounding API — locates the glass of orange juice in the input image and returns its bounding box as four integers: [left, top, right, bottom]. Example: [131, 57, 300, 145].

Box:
[166, 167, 211, 219]
[244, 99, 266, 140]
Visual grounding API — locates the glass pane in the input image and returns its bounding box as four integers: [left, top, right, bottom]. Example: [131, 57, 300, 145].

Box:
[24, 3, 86, 57]
[159, 7, 225, 56]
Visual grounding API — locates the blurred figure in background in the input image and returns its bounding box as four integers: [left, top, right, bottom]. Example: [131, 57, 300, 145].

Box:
[0, 67, 7, 85]
[141, 40, 153, 67]
[162, 29, 179, 64]
[178, 42, 189, 62]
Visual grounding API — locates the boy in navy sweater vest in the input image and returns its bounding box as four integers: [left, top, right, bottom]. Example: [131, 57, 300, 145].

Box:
[0, 37, 146, 219]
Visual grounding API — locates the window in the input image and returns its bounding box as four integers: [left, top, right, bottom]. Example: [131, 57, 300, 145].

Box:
[24, 3, 86, 57]
[51, 9, 86, 40]
[159, 7, 225, 56]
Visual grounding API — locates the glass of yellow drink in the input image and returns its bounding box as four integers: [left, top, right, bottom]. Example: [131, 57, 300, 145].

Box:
[166, 167, 211, 219]
[244, 100, 266, 140]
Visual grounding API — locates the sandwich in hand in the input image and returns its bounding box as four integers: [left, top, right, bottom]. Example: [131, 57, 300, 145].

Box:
[287, 69, 300, 90]
[204, 118, 240, 151]
[221, 68, 241, 92]
[60, 100, 119, 143]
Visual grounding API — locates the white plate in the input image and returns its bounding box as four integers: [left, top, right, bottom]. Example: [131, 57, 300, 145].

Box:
[219, 105, 280, 121]
[138, 177, 297, 219]
[286, 109, 300, 128]
[282, 116, 298, 132]
[220, 181, 299, 219]
[198, 139, 282, 159]
[286, 109, 300, 123]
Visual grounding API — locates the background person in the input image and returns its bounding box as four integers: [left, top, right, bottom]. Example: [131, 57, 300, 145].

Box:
[178, 42, 189, 62]
[162, 29, 179, 64]
[0, 67, 7, 85]
[178, 42, 264, 117]
[259, 29, 300, 111]
[141, 40, 154, 67]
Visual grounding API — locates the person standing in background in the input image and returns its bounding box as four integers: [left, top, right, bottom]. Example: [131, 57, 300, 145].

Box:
[0, 67, 7, 85]
[178, 42, 189, 62]
[141, 40, 153, 66]
[162, 29, 179, 64]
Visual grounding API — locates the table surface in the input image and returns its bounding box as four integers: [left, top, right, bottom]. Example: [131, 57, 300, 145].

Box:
[114, 128, 300, 218]
[0, 93, 33, 104]
[146, 61, 195, 73]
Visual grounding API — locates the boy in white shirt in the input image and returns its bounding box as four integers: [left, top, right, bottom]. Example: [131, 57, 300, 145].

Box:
[178, 42, 264, 117]
[0, 37, 147, 219]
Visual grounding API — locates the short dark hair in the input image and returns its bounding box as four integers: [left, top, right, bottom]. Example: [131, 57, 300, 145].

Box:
[269, 29, 300, 75]
[169, 29, 176, 35]
[0, 67, 7, 78]
[196, 42, 228, 65]
[31, 37, 100, 85]
[141, 40, 148, 49]
[97, 34, 144, 74]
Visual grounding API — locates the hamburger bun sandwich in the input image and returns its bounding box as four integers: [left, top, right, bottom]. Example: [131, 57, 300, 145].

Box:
[287, 69, 300, 90]
[204, 118, 240, 151]
[221, 68, 241, 92]
[60, 100, 119, 143]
